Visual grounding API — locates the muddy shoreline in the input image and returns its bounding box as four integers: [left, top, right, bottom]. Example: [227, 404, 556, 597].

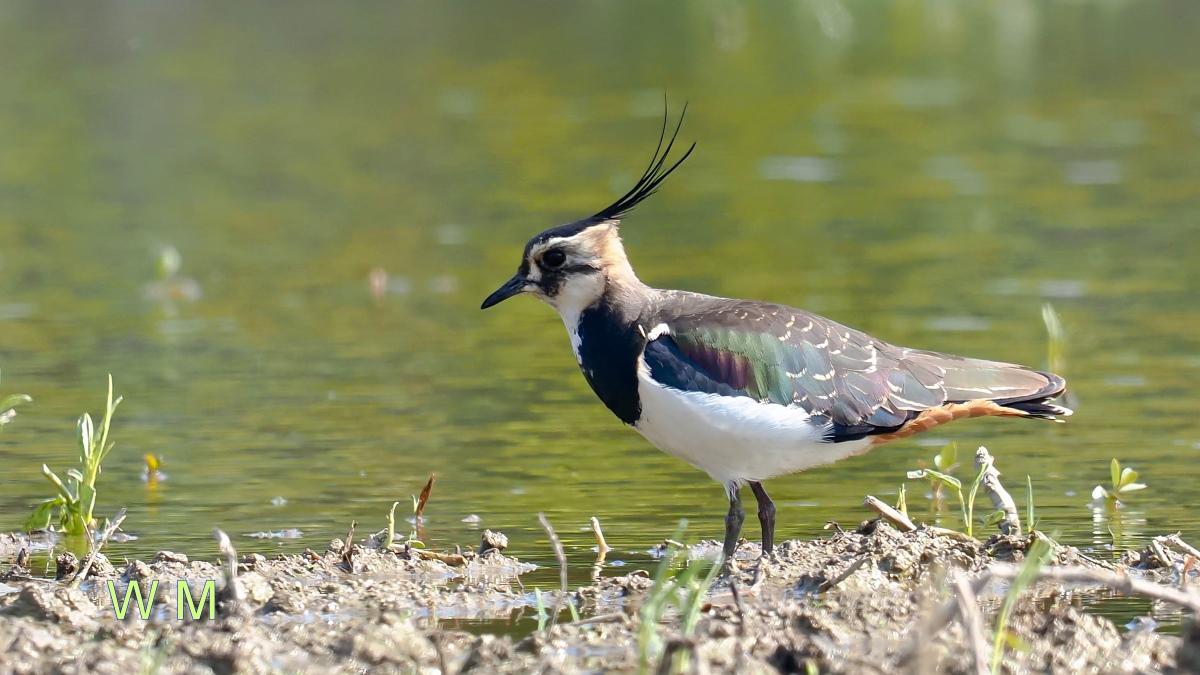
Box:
[1, 521, 1198, 674]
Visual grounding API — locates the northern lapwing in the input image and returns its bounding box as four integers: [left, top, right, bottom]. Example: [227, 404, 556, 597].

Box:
[481, 109, 1071, 565]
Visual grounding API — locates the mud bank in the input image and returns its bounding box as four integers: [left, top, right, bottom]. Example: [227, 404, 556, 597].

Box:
[1, 523, 1197, 674]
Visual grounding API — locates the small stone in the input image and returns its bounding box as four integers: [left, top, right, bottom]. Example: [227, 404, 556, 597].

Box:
[479, 530, 509, 554]
[239, 553, 266, 572]
[123, 560, 153, 581]
[153, 550, 188, 564]
[82, 552, 117, 577]
[55, 552, 79, 581]
[266, 589, 305, 614]
[238, 571, 274, 605]
[3, 583, 99, 630]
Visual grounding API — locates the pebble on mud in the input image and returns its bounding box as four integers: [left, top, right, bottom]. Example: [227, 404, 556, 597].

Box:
[479, 529, 509, 554]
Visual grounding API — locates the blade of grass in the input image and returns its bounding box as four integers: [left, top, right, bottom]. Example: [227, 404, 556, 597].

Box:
[1026, 476, 1035, 532]
[966, 462, 988, 538]
[990, 537, 1054, 673]
[385, 501, 399, 550]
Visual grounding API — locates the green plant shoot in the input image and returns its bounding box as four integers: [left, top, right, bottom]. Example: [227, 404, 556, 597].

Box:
[0, 368, 32, 431]
[25, 376, 121, 538]
[637, 521, 720, 675]
[991, 535, 1055, 673]
[535, 588, 549, 631]
[385, 501, 400, 550]
[909, 452, 990, 538]
[1092, 458, 1147, 506]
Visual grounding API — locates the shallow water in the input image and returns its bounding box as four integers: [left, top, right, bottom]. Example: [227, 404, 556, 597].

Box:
[1, 1, 1198, 588]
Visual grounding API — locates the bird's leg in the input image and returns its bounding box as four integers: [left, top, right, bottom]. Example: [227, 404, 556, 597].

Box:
[722, 487, 745, 571]
[749, 481, 776, 558]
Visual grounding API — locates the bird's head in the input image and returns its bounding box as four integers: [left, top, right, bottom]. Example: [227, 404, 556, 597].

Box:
[481, 105, 694, 318]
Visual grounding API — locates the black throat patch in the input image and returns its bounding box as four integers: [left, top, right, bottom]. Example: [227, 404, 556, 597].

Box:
[574, 302, 646, 426]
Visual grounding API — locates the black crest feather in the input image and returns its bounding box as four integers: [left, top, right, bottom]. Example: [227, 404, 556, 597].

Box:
[591, 101, 695, 222]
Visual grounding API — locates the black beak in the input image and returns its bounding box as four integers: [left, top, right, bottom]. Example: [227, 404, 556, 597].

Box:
[481, 274, 527, 309]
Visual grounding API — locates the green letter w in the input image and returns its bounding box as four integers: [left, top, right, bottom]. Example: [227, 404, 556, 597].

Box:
[108, 580, 158, 620]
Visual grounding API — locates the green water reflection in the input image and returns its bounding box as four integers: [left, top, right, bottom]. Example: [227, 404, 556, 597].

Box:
[1, 2, 1198, 584]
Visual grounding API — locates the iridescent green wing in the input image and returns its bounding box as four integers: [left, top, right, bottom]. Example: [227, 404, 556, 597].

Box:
[643, 297, 1065, 438]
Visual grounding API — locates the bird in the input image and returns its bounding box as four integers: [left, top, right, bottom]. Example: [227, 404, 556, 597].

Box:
[480, 107, 1071, 566]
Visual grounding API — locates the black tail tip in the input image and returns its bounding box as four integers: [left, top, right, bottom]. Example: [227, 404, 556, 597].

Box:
[1011, 399, 1073, 421]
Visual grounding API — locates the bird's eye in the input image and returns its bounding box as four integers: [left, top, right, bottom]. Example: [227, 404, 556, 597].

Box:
[542, 249, 567, 269]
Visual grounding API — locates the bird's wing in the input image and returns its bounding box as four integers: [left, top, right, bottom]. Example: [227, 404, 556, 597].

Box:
[642, 299, 1066, 442]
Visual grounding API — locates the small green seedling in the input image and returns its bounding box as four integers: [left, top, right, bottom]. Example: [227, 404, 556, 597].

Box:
[638, 521, 722, 675]
[25, 376, 121, 541]
[393, 499, 425, 549]
[0, 368, 32, 431]
[385, 501, 400, 550]
[914, 442, 959, 510]
[908, 447, 990, 537]
[535, 588, 549, 631]
[934, 442, 959, 474]
[1092, 458, 1147, 506]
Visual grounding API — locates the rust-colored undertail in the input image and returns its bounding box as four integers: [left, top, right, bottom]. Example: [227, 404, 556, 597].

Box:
[869, 399, 1035, 446]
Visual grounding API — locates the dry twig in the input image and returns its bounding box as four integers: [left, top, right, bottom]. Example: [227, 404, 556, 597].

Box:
[341, 520, 358, 572]
[862, 495, 917, 532]
[568, 612, 626, 626]
[71, 508, 127, 587]
[656, 637, 704, 675]
[538, 512, 569, 629]
[819, 555, 871, 593]
[1163, 533, 1200, 561]
[214, 528, 249, 615]
[988, 563, 1200, 612]
[430, 633, 453, 675]
[1149, 538, 1175, 567]
[413, 549, 467, 566]
[897, 573, 992, 667]
[415, 473, 435, 519]
[728, 579, 748, 637]
[951, 569, 991, 675]
[591, 516, 612, 557]
[975, 447, 1020, 535]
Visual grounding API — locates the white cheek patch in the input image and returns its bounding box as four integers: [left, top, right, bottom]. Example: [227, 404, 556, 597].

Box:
[546, 271, 605, 366]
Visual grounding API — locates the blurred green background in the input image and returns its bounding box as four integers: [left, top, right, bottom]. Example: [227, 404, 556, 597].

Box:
[0, 1, 1197, 578]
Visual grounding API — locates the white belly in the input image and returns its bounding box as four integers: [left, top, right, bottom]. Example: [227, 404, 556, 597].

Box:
[633, 361, 873, 490]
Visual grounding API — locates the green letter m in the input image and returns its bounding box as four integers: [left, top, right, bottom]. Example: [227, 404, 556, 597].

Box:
[177, 580, 216, 620]
[108, 580, 158, 620]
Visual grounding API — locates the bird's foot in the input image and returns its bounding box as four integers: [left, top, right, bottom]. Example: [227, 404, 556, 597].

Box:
[720, 555, 741, 579]
[749, 554, 771, 591]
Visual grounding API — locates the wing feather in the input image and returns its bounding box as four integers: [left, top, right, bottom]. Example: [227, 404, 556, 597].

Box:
[642, 295, 1068, 441]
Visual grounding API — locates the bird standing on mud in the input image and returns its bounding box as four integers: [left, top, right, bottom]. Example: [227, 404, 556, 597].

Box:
[481, 108, 1071, 567]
